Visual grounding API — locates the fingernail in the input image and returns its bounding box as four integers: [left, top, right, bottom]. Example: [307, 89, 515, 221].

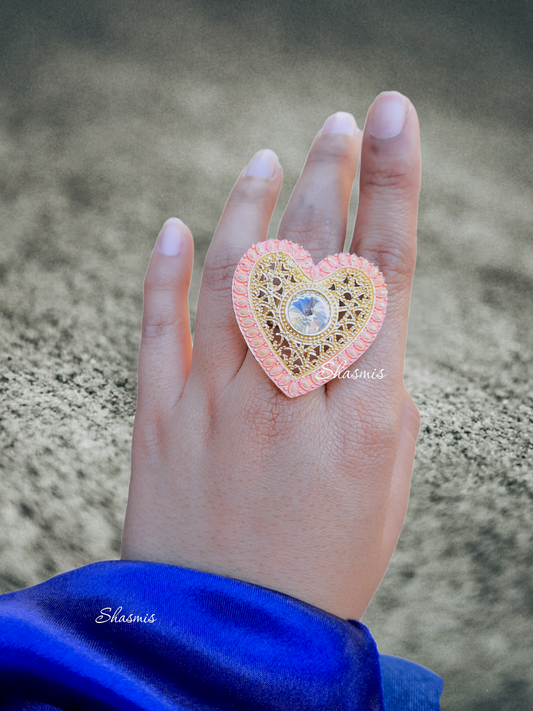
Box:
[368, 91, 409, 139]
[157, 218, 184, 256]
[244, 149, 279, 178]
[320, 111, 359, 136]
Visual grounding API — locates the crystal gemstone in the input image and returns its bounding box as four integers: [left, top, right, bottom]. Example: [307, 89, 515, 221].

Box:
[287, 290, 331, 335]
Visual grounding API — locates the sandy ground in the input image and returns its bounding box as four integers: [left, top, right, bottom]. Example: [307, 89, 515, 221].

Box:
[0, 2, 532, 709]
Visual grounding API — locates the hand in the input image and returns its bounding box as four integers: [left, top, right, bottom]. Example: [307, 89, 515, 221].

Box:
[121, 91, 422, 620]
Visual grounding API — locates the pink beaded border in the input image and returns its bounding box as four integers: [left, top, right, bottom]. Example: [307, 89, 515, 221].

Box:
[232, 239, 388, 398]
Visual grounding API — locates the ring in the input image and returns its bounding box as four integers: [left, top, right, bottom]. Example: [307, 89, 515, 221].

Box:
[232, 240, 387, 398]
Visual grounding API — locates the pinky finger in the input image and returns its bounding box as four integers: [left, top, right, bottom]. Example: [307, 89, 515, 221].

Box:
[137, 218, 194, 415]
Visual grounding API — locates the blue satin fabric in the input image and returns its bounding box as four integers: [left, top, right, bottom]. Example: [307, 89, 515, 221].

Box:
[0, 561, 442, 710]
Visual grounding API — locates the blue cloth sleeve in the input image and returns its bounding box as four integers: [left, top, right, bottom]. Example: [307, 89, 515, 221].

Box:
[0, 560, 442, 710]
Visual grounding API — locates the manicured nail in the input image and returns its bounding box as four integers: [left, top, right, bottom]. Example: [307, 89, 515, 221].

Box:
[368, 91, 409, 139]
[157, 218, 184, 256]
[245, 149, 279, 179]
[321, 111, 359, 136]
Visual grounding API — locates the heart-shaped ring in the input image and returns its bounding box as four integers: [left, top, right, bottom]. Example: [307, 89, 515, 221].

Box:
[232, 240, 387, 397]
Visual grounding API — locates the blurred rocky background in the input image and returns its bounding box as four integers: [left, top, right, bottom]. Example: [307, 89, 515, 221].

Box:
[0, 1, 532, 708]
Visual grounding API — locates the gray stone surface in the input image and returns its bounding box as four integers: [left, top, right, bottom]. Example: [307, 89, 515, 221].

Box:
[0, 2, 532, 709]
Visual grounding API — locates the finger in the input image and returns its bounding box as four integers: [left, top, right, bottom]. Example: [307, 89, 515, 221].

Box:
[278, 112, 362, 262]
[351, 91, 420, 295]
[329, 92, 420, 401]
[136, 218, 194, 416]
[191, 149, 283, 380]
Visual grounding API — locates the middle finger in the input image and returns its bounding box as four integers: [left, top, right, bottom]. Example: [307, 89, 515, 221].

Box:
[278, 111, 362, 261]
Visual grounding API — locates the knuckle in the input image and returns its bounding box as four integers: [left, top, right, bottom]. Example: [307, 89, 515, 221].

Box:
[365, 238, 416, 282]
[281, 205, 345, 258]
[308, 137, 355, 168]
[360, 164, 417, 195]
[334, 392, 399, 456]
[144, 271, 178, 294]
[247, 401, 303, 461]
[141, 312, 180, 341]
[230, 176, 275, 206]
[202, 247, 243, 294]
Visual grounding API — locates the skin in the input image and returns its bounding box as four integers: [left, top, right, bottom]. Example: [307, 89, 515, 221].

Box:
[121, 91, 422, 621]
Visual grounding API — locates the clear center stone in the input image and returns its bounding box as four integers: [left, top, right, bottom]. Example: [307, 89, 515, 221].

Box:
[287, 290, 331, 335]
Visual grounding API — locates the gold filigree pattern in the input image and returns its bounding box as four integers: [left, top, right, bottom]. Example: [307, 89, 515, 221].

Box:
[249, 253, 374, 377]
[232, 239, 387, 398]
